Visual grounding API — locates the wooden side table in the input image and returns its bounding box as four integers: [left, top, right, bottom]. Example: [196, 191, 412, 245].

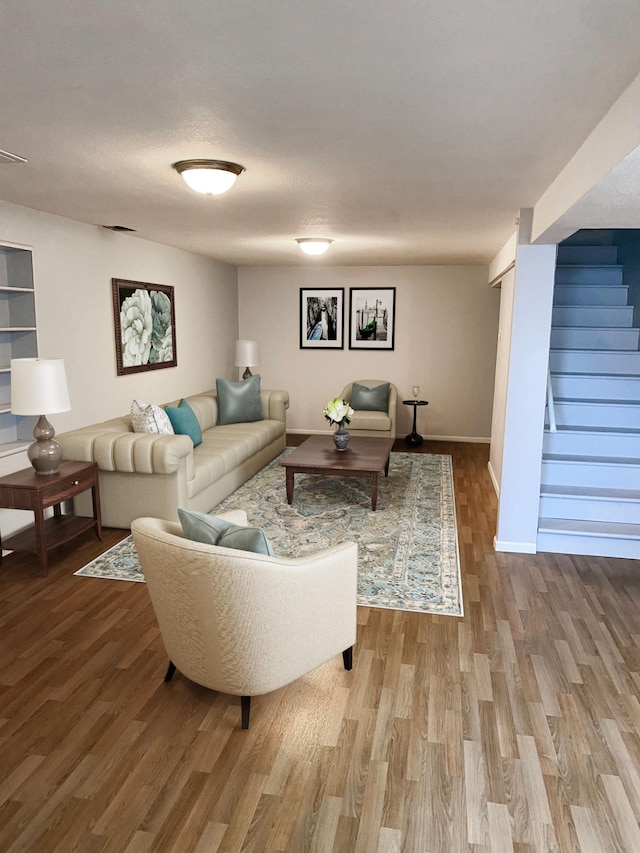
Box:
[0, 460, 102, 576]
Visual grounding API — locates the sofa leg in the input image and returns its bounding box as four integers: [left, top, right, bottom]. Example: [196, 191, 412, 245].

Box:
[241, 696, 251, 730]
[164, 661, 176, 682]
[342, 647, 353, 671]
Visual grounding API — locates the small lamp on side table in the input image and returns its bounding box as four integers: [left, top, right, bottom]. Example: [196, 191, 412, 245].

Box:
[10, 358, 71, 475]
[235, 340, 260, 380]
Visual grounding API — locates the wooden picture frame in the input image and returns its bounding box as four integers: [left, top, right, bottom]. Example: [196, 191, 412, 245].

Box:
[349, 287, 396, 350]
[300, 288, 344, 349]
[112, 278, 177, 375]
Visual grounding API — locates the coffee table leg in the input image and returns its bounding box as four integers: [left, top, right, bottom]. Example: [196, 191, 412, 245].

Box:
[371, 473, 379, 511]
[285, 469, 295, 505]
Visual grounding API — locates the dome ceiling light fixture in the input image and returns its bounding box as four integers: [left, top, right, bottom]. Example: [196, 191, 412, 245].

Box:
[296, 237, 333, 256]
[172, 159, 245, 195]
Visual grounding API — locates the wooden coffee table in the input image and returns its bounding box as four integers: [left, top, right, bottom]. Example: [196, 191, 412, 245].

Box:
[280, 435, 395, 511]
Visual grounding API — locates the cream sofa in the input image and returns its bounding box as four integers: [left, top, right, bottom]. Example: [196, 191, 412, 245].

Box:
[58, 388, 289, 529]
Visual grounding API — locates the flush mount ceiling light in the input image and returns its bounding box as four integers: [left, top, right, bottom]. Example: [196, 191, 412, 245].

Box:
[172, 159, 245, 195]
[296, 238, 333, 256]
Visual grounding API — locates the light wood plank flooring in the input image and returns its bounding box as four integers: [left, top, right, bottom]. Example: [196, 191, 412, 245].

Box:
[0, 440, 639, 852]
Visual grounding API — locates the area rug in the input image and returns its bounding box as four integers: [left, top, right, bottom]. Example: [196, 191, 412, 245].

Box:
[75, 450, 463, 616]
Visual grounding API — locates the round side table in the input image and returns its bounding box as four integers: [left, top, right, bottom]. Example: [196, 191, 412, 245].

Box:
[403, 400, 428, 447]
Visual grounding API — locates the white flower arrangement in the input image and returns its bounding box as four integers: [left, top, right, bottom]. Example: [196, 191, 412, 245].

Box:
[323, 397, 354, 427]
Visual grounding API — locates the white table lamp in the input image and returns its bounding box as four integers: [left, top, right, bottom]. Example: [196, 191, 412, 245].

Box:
[11, 358, 71, 475]
[235, 340, 260, 380]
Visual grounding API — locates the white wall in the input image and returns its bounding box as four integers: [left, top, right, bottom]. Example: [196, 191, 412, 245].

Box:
[488, 267, 515, 494]
[238, 265, 499, 440]
[0, 199, 238, 535]
[494, 210, 557, 553]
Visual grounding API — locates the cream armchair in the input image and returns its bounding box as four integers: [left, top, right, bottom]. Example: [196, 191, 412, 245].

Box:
[131, 511, 357, 729]
[340, 379, 398, 439]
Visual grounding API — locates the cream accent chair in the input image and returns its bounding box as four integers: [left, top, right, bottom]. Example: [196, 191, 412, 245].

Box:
[131, 510, 357, 729]
[340, 380, 398, 439]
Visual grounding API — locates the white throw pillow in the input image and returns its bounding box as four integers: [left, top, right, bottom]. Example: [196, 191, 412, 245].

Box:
[131, 399, 175, 435]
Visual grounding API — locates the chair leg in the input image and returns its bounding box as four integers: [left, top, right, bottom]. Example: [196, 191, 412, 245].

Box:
[342, 646, 353, 671]
[241, 696, 251, 730]
[164, 661, 176, 682]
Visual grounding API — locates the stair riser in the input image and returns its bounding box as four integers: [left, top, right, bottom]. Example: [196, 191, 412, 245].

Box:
[555, 267, 623, 286]
[543, 430, 640, 458]
[550, 327, 639, 350]
[551, 374, 640, 400]
[539, 495, 640, 524]
[552, 305, 634, 327]
[556, 247, 618, 265]
[549, 350, 640, 373]
[553, 285, 629, 306]
[537, 530, 640, 559]
[541, 460, 639, 488]
[552, 401, 640, 429]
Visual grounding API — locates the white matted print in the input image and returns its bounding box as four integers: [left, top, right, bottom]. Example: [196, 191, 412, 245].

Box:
[349, 287, 396, 350]
[300, 288, 344, 349]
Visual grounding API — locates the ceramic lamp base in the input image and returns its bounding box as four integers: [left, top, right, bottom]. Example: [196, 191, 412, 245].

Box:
[28, 415, 63, 475]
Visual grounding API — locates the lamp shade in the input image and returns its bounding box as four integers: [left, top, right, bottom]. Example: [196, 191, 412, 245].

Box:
[11, 358, 71, 415]
[235, 340, 260, 368]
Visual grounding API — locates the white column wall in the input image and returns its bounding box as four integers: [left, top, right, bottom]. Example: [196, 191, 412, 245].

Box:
[494, 210, 556, 553]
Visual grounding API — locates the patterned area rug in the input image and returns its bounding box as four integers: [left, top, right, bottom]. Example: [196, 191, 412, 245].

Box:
[75, 450, 463, 616]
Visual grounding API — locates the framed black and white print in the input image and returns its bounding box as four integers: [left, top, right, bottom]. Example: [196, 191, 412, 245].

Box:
[349, 287, 396, 350]
[300, 288, 344, 349]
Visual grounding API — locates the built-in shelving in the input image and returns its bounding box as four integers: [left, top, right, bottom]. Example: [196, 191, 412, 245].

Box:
[0, 242, 38, 454]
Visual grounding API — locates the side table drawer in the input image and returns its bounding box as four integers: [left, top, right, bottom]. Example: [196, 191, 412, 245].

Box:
[40, 467, 97, 506]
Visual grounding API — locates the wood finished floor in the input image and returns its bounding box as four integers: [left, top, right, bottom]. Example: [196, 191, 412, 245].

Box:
[0, 440, 639, 852]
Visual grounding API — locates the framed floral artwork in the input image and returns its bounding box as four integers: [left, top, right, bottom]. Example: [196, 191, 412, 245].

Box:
[112, 278, 177, 375]
[300, 288, 344, 349]
[349, 287, 396, 350]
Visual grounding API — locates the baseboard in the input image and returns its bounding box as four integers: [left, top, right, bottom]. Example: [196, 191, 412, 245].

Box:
[422, 434, 491, 443]
[286, 428, 491, 443]
[493, 535, 537, 554]
[487, 461, 500, 497]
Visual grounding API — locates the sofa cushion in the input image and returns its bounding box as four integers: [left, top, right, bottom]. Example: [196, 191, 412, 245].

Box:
[178, 508, 274, 555]
[165, 399, 203, 447]
[216, 375, 264, 425]
[131, 399, 174, 435]
[350, 382, 390, 412]
[349, 410, 392, 431]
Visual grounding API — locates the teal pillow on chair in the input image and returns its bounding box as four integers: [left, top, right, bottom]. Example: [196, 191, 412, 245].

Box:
[165, 399, 203, 447]
[216, 375, 264, 425]
[350, 382, 390, 412]
[178, 508, 274, 556]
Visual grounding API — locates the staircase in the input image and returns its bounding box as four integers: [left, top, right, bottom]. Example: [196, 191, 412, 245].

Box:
[537, 243, 640, 558]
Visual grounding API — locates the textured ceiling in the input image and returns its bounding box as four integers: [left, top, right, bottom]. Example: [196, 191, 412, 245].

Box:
[1, 1, 640, 265]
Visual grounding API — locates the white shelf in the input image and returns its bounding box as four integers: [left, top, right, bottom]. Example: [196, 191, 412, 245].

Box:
[0, 440, 30, 458]
[0, 243, 37, 448]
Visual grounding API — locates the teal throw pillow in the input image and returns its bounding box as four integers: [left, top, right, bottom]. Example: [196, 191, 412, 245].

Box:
[216, 375, 264, 425]
[165, 399, 203, 447]
[178, 508, 233, 545]
[217, 525, 274, 556]
[178, 508, 274, 556]
[350, 382, 390, 412]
